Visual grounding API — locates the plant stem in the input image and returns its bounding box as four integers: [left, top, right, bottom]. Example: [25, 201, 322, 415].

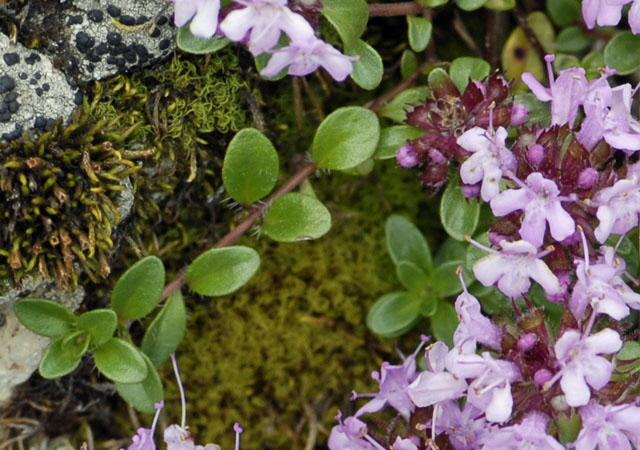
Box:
[369, 2, 423, 16]
[160, 161, 318, 301]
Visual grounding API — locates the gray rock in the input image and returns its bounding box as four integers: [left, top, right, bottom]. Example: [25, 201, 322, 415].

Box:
[0, 33, 78, 142]
[61, 0, 175, 81]
[0, 276, 84, 404]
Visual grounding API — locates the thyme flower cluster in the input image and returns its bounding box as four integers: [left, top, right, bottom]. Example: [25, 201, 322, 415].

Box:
[332, 53, 640, 449]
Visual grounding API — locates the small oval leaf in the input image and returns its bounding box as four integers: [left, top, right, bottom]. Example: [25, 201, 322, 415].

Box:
[93, 338, 147, 384]
[223, 128, 279, 205]
[440, 174, 480, 241]
[39, 337, 83, 379]
[176, 27, 229, 54]
[312, 106, 380, 170]
[386, 215, 433, 273]
[449, 57, 491, 93]
[407, 16, 433, 52]
[262, 193, 332, 242]
[14, 299, 77, 338]
[111, 256, 165, 320]
[321, 0, 368, 48]
[396, 261, 429, 291]
[141, 291, 187, 368]
[185, 246, 260, 296]
[78, 309, 117, 347]
[367, 292, 421, 338]
[116, 354, 164, 414]
[604, 31, 640, 76]
[346, 40, 383, 90]
[430, 301, 458, 346]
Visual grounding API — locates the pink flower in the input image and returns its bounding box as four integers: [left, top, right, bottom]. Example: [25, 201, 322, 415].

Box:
[172, 0, 221, 38]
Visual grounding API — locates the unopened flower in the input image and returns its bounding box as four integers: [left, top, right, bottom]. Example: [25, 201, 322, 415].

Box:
[173, 0, 221, 38]
[551, 328, 622, 407]
[396, 144, 419, 168]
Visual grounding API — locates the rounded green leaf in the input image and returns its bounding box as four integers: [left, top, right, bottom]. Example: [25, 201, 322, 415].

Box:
[222, 128, 279, 205]
[116, 354, 164, 414]
[484, 0, 515, 10]
[407, 16, 432, 52]
[450, 57, 491, 93]
[429, 301, 458, 346]
[401, 50, 418, 79]
[346, 40, 383, 90]
[15, 298, 77, 338]
[430, 261, 465, 297]
[455, 0, 487, 11]
[378, 87, 430, 123]
[321, 0, 368, 48]
[386, 215, 432, 273]
[185, 246, 260, 296]
[141, 291, 187, 368]
[176, 27, 229, 54]
[555, 26, 591, 53]
[312, 106, 380, 170]
[604, 31, 640, 76]
[374, 125, 426, 160]
[396, 261, 430, 291]
[367, 292, 421, 338]
[440, 174, 480, 241]
[546, 0, 580, 27]
[78, 309, 117, 347]
[262, 193, 332, 242]
[111, 256, 165, 320]
[93, 338, 147, 384]
[39, 336, 84, 379]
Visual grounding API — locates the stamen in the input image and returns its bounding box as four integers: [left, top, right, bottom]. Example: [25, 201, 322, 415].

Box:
[171, 353, 187, 429]
[234, 423, 243, 450]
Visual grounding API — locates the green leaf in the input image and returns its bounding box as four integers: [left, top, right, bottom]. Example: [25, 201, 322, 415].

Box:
[449, 57, 491, 93]
[396, 261, 429, 291]
[430, 261, 465, 297]
[455, 0, 487, 11]
[312, 106, 380, 170]
[346, 40, 383, 90]
[418, 292, 439, 317]
[78, 309, 117, 347]
[61, 330, 90, 357]
[116, 354, 164, 414]
[582, 51, 605, 80]
[440, 173, 480, 241]
[176, 27, 229, 54]
[555, 27, 591, 53]
[484, 0, 515, 10]
[378, 87, 430, 123]
[223, 128, 279, 205]
[186, 246, 260, 296]
[546, 0, 580, 27]
[321, 0, 368, 48]
[262, 193, 332, 242]
[418, 0, 448, 5]
[386, 215, 432, 273]
[111, 256, 165, 320]
[14, 298, 76, 338]
[617, 341, 640, 361]
[141, 291, 187, 368]
[93, 338, 147, 384]
[400, 50, 418, 79]
[39, 336, 84, 379]
[374, 125, 426, 160]
[407, 16, 432, 52]
[367, 292, 420, 338]
[429, 301, 458, 346]
[604, 31, 640, 76]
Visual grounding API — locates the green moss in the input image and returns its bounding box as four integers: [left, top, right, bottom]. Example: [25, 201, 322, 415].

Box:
[161, 163, 438, 450]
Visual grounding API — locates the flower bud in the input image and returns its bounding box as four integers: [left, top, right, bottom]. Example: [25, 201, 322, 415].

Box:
[577, 168, 598, 189]
[396, 144, 419, 168]
[534, 368, 553, 386]
[517, 332, 538, 351]
[510, 103, 528, 126]
[527, 144, 545, 167]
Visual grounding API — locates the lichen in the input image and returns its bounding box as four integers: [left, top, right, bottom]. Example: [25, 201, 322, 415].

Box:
[158, 163, 438, 450]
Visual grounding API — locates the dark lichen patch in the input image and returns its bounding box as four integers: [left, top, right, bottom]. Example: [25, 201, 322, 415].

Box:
[0, 93, 150, 289]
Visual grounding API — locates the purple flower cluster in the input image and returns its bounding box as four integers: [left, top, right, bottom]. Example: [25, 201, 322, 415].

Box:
[120, 355, 243, 450]
[351, 56, 640, 448]
[171, 0, 353, 80]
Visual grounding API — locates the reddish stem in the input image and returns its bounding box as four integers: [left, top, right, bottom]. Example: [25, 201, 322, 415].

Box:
[369, 2, 423, 17]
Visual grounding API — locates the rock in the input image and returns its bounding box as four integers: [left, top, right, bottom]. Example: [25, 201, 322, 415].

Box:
[0, 33, 78, 142]
[0, 276, 85, 404]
